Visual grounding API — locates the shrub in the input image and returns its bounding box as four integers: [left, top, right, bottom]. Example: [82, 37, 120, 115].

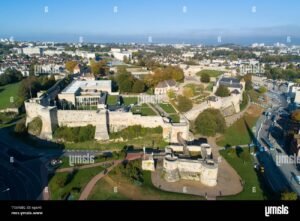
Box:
[176, 95, 193, 113]
[27, 117, 42, 136]
[14, 118, 27, 135]
[195, 108, 226, 136]
[215, 85, 230, 97]
[110, 125, 162, 140]
[54, 125, 95, 142]
[201, 73, 210, 83]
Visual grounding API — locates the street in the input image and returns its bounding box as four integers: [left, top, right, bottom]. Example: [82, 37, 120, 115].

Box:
[255, 90, 300, 196]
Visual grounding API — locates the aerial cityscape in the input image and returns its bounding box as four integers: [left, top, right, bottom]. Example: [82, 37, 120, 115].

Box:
[0, 0, 300, 218]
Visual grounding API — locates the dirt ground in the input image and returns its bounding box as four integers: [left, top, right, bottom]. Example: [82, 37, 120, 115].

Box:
[246, 104, 263, 117]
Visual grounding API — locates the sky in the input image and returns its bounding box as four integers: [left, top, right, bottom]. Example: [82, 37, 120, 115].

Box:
[0, 0, 299, 44]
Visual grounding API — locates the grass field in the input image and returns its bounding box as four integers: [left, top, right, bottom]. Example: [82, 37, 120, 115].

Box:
[196, 69, 224, 78]
[159, 103, 177, 114]
[49, 166, 104, 200]
[248, 89, 261, 103]
[219, 148, 266, 200]
[183, 84, 204, 97]
[63, 136, 168, 151]
[169, 114, 180, 123]
[106, 95, 118, 105]
[132, 103, 157, 116]
[0, 82, 21, 109]
[217, 105, 263, 147]
[205, 82, 214, 91]
[123, 97, 138, 105]
[89, 162, 204, 200]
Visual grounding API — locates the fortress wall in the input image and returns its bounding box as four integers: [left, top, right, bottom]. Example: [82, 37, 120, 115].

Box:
[25, 101, 189, 142]
[108, 112, 164, 131]
[57, 110, 105, 127]
[25, 101, 57, 139]
[25, 101, 42, 122]
[177, 160, 203, 173]
[108, 112, 189, 142]
[200, 166, 218, 187]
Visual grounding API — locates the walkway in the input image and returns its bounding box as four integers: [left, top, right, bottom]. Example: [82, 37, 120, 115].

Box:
[55, 160, 118, 173]
[79, 160, 122, 200]
[225, 95, 251, 127]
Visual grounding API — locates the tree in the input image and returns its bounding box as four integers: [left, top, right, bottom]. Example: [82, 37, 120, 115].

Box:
[201, 73, 210, 83]
[119, 79, 133, 93]
[281, 192, 298, 200]
[195, 108, 226, 136]
[90, 60, 107, 76]
[0, 68, 23, 86]
[215, 85, 230, 97]
[258, 86, 267, 94]
[132, 80, 145, 93]
[243, 74, 252, 91]
[14, 118, 27, 135]
[167, 89, 176, 99]
[291, 110, 300, 122]
[176, 95, 193, 112]
[183, 87, 194, 97]
[65, 61, 78, 73]
[116, 72, 135, 93]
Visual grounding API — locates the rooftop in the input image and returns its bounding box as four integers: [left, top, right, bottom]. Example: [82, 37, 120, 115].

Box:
[61, 80, 111, 94]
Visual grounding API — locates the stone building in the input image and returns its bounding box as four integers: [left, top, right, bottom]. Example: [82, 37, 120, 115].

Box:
[162, 144, 218, 186]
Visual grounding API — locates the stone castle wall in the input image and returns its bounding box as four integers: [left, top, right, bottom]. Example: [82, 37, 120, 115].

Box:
[163, 157, 218, 186]
[25, 101, 189, 143]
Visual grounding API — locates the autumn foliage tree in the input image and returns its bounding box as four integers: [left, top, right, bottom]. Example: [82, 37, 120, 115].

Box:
[291, 110, 300, 122]
[65, 61, 78, 73]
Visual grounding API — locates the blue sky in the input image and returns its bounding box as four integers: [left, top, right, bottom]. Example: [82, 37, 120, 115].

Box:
[0, 0, 299, 43]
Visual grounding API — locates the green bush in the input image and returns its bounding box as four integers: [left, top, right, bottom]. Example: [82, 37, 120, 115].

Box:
[176, 95, 193, 113]
[27, 117, 42, 136]
[110, 125, 162, 140]
[195, 108, 226, 136]
[200, 73, 210, 83]
[14, 118, 27, 134]
[54, 125, 95, 142]
[215, 85, 230, 97]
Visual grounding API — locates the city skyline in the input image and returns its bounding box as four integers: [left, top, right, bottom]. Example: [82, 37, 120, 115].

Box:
[0, 0, 300, 44]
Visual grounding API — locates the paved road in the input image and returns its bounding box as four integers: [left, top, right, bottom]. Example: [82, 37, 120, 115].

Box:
[254, 90, 300, 195]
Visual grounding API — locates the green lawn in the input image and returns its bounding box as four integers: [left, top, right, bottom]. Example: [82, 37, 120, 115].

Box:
[217, 111, 261, 147]
[183, 84, 204, 97]
[248, 89, 260, 103]
[106, 95, 118, 105]
[89, 162, 204, 200]
[132, 103, 157, 116]
[123, 97, 138, 105]
[169, 114, 180, 123]
[205, 82, 214, 92]
[196, 69, 224, 78]
[0, 82, 21, 109]
[159, 103, 177, 114]
[219, 148, 265, 200]
[49, 166, 104, 200]
[63, 137, 168, 151]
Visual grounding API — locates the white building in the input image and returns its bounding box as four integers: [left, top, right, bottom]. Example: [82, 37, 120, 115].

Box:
[112, 50, 132, 61]
[155, 79, 178, 95]
[22, 47, 43, 56]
